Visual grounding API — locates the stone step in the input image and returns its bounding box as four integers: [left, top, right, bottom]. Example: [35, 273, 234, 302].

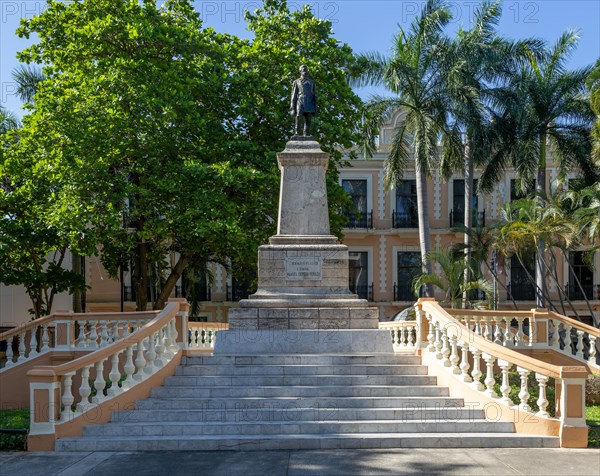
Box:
[176, 364, 429, 376]
[112, 407, 487, 423]
[55, 433, 559, 452]
[183, 354, 422, 366]
[164, 375, 437, 387]
[83, 420, 516, 437]
[135, 396, 463, 410]
[150, 385, 450, 399]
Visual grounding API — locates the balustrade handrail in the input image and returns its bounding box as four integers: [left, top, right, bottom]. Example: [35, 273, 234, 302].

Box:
[379, 321, 415, 328]
[419, 299, 587, 380]
[547, 311, 600, 337]
[188, 322, 228, 329]
[0, 314, 58, 341]
[0, 310, 159, 342]
[27, 303, 180, 379]
[446, 309, 533, 319]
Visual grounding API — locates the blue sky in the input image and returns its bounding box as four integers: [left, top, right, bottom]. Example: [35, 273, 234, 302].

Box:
[1, 0, 599, 117]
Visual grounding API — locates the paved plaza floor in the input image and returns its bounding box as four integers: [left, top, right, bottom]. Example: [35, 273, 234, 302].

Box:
[0, 448, 599, 476]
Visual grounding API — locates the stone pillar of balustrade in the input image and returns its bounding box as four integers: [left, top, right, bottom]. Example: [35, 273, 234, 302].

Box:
[529, 308, 550, 347]
[26, 369, 61, 451]
[555, 369, 589, 448]
[168, 298, 189, 349]
[54, 312, 75, 350]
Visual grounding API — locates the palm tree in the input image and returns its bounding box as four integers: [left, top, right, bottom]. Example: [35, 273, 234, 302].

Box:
[354, 0, 457, 296]
[587, 59, 600, 165]
[481, 30, 596, 307]
[12, 65, 45, 104]
[0, 106, 20, 134]
[412, 248, 493, 309]
[443, 1, 544, 304]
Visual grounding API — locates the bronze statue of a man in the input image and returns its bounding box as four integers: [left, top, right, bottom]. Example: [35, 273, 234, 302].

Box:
[290, 65, 317, 136]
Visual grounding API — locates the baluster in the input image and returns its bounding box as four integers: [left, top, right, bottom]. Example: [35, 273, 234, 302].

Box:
[459, 341, 472, 382]
[473, 317, 482, 337]
[401, 327, 408, 348]
[441, 328, 451, 367]
[498, 360, 514, 406]
[504, 319, 514, 347]
[514, 317, 524, 346]
[549, 320, 560, 349]
[92, 359, 107, 404]
[482, 353, 498, 398]
[408, 325, 416, 348]
[133, 339, 147, 382]
[493, 318, 503, 345]
[427, 318, 436, 352]
[29, 328, 38, 354]
[108, 352, 122, 397]
[60, 372, 76, 421]
[535, 374, 550, 418]
[77, 365, 93, 411]
[517, 367, 531, 412]
[144, 333, 157, 374]
[122, 345, 136, 390]
[434, 322, 443, 359]
[17, 332, 26, 362]
[589, 336, 597, 365]
[563, 324, 573, 354]
[392, 329, 399, 347]
[5, 337, 14, 366]
[449, 334, 460, 374]
[41, 324, 50, 351]
[482, 317, 491, 340]
[99, 321, 109, 347]
[470, 348, 484, 390]
[171, 319, 179, 351]
[163, 322, 174, 358]
[575, 330, 585, 359]
[89, 321, 99, 348]
[154, 328, 166, 368]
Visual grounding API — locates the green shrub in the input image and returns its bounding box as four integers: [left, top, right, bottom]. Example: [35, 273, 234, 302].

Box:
[0, 409, 29, 451]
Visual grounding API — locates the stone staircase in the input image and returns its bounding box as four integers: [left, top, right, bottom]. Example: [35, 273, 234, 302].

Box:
[55, 353, 559, 451]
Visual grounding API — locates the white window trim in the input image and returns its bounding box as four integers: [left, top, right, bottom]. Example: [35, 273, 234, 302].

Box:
[339, 174, 373, 215]
[348, 247, 374, 288]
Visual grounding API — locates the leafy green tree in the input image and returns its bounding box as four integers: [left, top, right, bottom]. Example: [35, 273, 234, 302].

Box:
[353, 0, 456, 296]
[6, 0, 363, 311]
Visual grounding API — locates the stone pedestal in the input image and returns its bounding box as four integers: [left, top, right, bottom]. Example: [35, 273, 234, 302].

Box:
[217, 137, 384, 354]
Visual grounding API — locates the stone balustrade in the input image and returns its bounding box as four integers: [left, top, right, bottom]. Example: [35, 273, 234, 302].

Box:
[418, 299, 589, 448]
[379, 321, 418, 350]
[26, 301, 189, 451]
[0, 311, 158, 370]
[187, 322, 229, 350]
[447, 308, 600, 370]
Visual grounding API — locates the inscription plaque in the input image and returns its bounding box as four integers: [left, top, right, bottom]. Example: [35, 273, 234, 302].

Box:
[285, 257, 322, 281]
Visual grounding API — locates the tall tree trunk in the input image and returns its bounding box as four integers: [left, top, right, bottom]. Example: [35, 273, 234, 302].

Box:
[72, 252, 83, 313]
[535, 132, 547, 308]
[416, 166, 433, 297]
[153, 251, 195, 310]
[463, 140, 473, 308]
[134, 215, 148, 311]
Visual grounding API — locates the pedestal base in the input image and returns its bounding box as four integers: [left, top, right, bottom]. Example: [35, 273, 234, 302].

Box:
[228, 306, 379, 330]
[213, 329, 394, 354]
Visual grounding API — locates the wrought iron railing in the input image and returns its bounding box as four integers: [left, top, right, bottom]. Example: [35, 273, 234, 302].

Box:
[391, 211, 418, 228]
[506, 283, 536, 301]
[343, 210, 373, 229]
[565, 284, 599, 301]
[449, 209, 485, 228]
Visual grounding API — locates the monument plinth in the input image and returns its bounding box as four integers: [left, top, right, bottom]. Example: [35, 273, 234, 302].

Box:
[225, 137, 380, 332]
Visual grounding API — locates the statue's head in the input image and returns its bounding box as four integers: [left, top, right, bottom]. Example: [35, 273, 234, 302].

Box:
[299, 65, 309, 78]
